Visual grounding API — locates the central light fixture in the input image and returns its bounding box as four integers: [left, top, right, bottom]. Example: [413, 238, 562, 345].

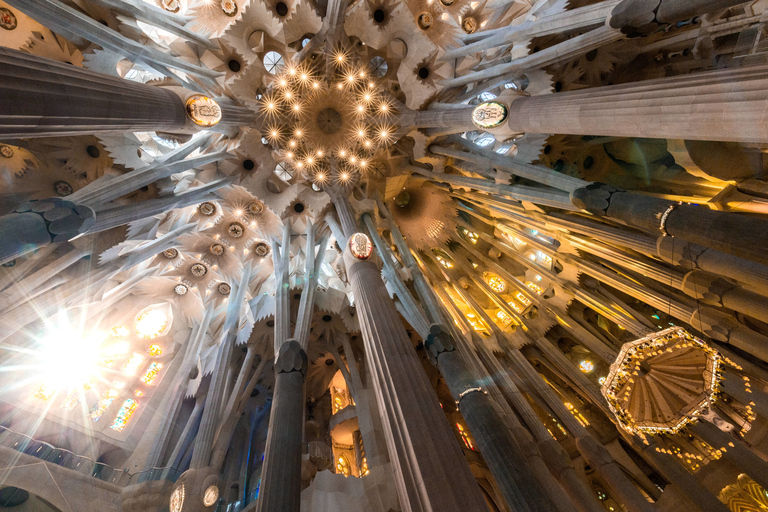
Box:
[260, 49, 397, 187]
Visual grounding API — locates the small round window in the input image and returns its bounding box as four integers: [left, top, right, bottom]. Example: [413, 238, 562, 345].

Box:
[369, 56, 388, 78]
[263, 51, 285, 74]
[274, 163, 293, 182]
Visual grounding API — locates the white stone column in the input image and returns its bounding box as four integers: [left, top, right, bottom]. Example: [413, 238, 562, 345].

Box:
[0, 47, 186, 138]
[344, 249, 488, 512]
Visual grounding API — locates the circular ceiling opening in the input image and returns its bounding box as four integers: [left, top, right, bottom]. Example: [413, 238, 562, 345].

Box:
[276, 2, 288, 16]
[322, 314, 332, 322]
[373, 9, 385, 22]
[243, 159, 255, 170]
[418, 67, 429, 80]
[316, 108, 343, 135]
[228, 59, 241, 72]
[86, 145, 100, 158]
[294, 203, 305, 213]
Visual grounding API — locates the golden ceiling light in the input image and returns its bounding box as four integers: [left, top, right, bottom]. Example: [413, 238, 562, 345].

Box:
[602, 327, 730, 436]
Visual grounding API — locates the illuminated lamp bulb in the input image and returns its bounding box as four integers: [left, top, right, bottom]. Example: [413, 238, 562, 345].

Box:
[369, 82, 374, 88]
[348, 75, 355, 82]
[279, 79, 287, 87]
[293, 104, 300, 111]
[357, 105, 365, 112]
[296, 161, 304, 168]
[313, 82, 320, 88]
[306, 156, 314, 164]
[364, 94, 371, 101]
[285, 91, 292, 99]
[360, 160, 367, 167]
[358, 129, 365, 137]
[271, 130, 278, 137]
[317, 150, 323, 156]
[301, 73, 308, 80]
[288, 67, 297, 75]
[267, 102, 275, 109]
[234, 209, 244, 217]
[336, 54, 344, 62]
[337, 83, 343, 89]
[341, 172, 349, 181]
[380, 130, 388, 138]
[381, 104, 388, 112]
[289, 140, 297, 147]
[317, 173, 325, 181]
[295, 130, 302, 137]
[350, 156, 357, 163]
[359, 71, 365, 78]
[339, 150, 347, 157]
[364, 140, 371, 147]
[286, 152, 293, 158]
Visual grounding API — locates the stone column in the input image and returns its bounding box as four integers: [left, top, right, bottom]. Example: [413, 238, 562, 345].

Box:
[190, 266, 253, 469]
[570, 182, 768, 274]
[0, 198, 94, 266]
[610, 0, 750, 34]
[255, 339, 307, 512]
[426, 325, 557, 512]
[0, 47, 186, 138]
[344, 250, 488, 512]
[505, 64, 768, 144]
[689, 419, 768, 492]
[507, 349, 655, 512]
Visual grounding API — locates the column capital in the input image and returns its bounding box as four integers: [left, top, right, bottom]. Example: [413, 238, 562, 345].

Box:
[425, 323, 457, 364]
[14, 198, 95, 242]
[275, 339, 308, 377]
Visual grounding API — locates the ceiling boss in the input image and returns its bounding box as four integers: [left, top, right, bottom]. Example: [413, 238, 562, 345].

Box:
[259, 48, 398, 188]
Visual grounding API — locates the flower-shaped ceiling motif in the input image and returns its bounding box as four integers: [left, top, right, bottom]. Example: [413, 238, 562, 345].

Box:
[259, 48, 399, 187]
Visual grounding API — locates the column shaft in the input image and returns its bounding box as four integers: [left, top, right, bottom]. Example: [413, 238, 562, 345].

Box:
[255, 340, 307, 512]
[428, 326, 557, 512]
[346, 257, 487, 512]
[0, 47, 185, 138]
[507, 65, 768, 144]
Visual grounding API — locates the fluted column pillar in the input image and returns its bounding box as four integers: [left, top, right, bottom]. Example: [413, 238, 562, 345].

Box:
[255, 339, 307, 512]
[426, 324, 556, 512]
[344, 248, 488, 512]
[506, 65, 768, 143]
[0, 47, 186, 138]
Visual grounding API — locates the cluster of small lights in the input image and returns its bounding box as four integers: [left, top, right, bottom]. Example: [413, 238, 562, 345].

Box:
[259, 50, 397, 186]
[579, 360, 594, 373]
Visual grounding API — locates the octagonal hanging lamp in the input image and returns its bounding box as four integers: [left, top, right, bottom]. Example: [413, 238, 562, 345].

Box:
[601, 326, 727, 436]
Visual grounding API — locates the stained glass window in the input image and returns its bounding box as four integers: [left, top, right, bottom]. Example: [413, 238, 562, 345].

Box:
[336, 455, 351, 477]
[34, 384, 55, 401]
[457, 423, 474, 450]
[61, 383, 90, 410]
[147, 344, 163, 357]
[135, 310, 168, 339]
[89, 390, 118, 421]
[124, 353, 145, 374]
[141, 362, 163, 385]
[110, 399, 138, 431]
